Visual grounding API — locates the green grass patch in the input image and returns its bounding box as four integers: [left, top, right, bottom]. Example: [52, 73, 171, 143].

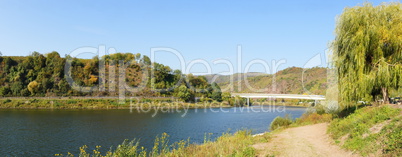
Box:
[328, 105, 401, 156]
[328, 106, 399, 139]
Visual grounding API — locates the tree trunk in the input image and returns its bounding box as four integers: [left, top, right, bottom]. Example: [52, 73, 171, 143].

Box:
[381, 87, 389, 104]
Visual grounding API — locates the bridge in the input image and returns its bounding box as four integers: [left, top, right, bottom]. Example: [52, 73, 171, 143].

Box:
[231, 93, 326, 106]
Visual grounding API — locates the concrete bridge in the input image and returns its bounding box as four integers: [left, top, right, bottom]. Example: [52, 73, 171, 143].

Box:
[231, 93, 325, 106]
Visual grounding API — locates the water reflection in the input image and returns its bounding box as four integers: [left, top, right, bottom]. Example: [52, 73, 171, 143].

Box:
[0, 106, 306, 156]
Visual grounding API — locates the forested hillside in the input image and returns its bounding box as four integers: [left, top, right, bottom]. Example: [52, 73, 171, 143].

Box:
[0, 51, 328, 100]
[0, 52, 222, 102]
[212, 67, 327, 95]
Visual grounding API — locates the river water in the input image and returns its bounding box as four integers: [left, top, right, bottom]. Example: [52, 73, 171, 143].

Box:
[0, 105, 306, 156]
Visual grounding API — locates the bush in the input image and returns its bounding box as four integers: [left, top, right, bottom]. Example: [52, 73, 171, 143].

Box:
[66, 100, 77, 104]
[295, 113, 332, 125]
[3, 99, 11, 103]
[270, 114, 293, 131]
[54, 101, 64, 107]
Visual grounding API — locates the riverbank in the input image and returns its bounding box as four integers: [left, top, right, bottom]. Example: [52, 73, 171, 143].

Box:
[62, 105, 401, 157]
[0, 98, 232, 109]
[0, 97, 307, 110]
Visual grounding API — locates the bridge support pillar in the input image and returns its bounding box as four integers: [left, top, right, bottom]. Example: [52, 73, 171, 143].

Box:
[247, 97, 250, 106]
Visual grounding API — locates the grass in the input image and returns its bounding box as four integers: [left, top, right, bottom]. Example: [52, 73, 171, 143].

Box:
[56, 130, 271, 157]
[328, 105, 401, 156]
[0, 98, 231, 109]
[328, 106, 399, 139]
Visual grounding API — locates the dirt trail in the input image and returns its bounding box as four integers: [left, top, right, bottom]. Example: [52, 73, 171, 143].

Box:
[253, 123, 359, 157]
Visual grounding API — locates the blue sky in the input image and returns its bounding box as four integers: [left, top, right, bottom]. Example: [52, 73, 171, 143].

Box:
[0, 0, 390, 74]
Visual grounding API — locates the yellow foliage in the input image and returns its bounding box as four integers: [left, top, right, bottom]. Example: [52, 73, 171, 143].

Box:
[88, 75, 98, 84]
[27, 81, 39, 94]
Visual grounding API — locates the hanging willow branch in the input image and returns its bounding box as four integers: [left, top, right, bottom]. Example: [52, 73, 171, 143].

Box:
[332, 2, 402, 109]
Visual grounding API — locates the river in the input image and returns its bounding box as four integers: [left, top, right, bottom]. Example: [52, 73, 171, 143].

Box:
[0, 105, 306, 156]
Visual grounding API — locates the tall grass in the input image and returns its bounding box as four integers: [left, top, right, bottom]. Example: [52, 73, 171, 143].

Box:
[57, 130, 268, 157]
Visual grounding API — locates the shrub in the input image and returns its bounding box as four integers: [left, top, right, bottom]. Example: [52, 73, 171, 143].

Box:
[295, 113, 332, 125]
[31, 99, 39, 103]
[66, 100, 77, 104]
[54, 101, 64, 107]
[270, 114, 293, 131]
[3, 99, 11, 103]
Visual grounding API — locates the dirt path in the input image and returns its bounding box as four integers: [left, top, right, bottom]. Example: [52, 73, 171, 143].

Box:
[253, 123, 359, 157]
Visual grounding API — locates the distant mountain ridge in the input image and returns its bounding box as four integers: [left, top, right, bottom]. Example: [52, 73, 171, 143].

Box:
[203, 72, 266, 84]
[202, 67, 328, 95]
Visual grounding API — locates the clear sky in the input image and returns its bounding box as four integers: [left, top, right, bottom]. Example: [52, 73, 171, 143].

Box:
[0, 0, 391, 74]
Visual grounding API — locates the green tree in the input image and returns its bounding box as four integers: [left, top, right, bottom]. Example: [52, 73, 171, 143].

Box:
[173, 70, 183, 82]
[141, 55, 151, 66]
[41, 78, 53, 93]
[332, 2, 402, 107]
[135, 53, 141, 61]
[32, 52, 46, 71]
[176, 85, 192, 102]
[0, 86, 10, 96]
[58, 80, 69, 94]
[3, 57, 14, 73]
[222, 92, 232, 102]
[211, 82, 222, 101]
[189, 75, 208, 89]
[20, 89, 30, 97]
[10, 81, 23, 96]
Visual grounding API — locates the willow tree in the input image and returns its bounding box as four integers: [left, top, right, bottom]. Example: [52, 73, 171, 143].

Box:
[332, 2, 402, 108]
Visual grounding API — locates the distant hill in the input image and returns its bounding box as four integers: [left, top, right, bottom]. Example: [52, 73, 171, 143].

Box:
[204, 67, 328, 95]
[203, 72, 265, 84]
